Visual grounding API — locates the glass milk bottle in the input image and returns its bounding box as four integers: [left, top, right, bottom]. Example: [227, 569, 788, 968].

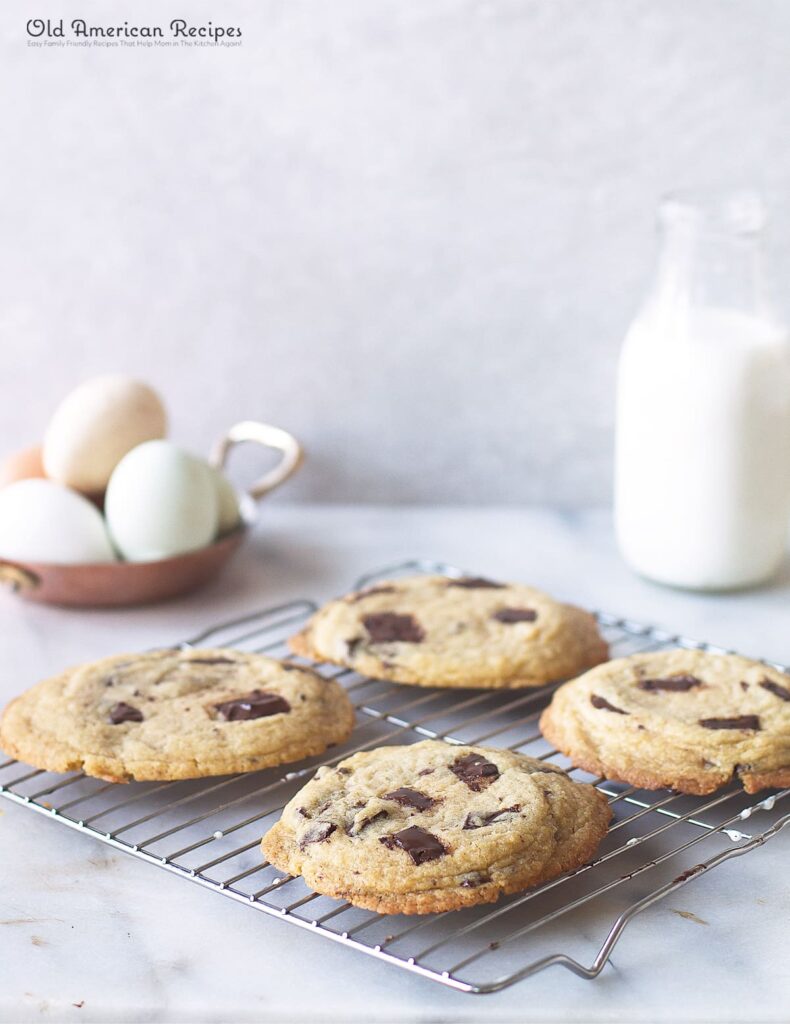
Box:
[615, 191, 790, 590]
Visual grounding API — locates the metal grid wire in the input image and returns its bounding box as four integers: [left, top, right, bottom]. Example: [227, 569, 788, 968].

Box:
[1, 559, 788, 994]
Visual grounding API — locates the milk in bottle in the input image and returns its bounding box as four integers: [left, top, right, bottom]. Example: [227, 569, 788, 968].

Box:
[615, 192, 790, 589]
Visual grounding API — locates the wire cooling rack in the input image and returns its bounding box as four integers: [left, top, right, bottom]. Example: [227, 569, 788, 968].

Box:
[1, 559, 788, 994]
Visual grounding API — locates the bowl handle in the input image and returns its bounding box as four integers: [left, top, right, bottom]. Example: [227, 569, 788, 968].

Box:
[209, 420, 304, 501]
[0, 561, 40, 594]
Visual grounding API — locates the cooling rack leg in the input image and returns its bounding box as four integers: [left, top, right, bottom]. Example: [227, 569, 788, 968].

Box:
[480, 812, 790, 992]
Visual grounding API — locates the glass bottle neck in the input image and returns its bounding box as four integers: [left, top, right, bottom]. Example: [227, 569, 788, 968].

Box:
[653, 222, 768, 317]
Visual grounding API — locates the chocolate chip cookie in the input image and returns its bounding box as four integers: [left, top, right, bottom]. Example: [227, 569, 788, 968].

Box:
[0, 649, 355, 783]
[261, 740, 611, 914]
[540, 649, 790, 795]
[289, 575, 608, 689]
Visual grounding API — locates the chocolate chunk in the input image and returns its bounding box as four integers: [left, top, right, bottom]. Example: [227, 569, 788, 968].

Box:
[760, 679, 790, 702]
[699, 715, 761, 731]
[362, 612, 425, 644]
[417, 767, 435, 777]
[379, 826, 446, 865]
[214, 690, 291, 721]
[346, 809, 388, 836]
[492, 607, 537, 624]
[463, 804, 521, 830]
[449, 752, 499, 791]
[299, 821, 336, 849]
[447, 577, 505, 590]
[383, 788, 436, 811]
[740, 681, 750, 692]
[184, 656, 237, 665]
[107, 702, 143, 725]
[638, 675, 702, 692]
[460, 872, 490, 887]
[297, 807, 310, 818]
[351, 585, 396, 602]
[590, 694, 628, 714]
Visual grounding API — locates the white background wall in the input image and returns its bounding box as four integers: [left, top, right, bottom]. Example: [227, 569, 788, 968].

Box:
[2, 0, 790, 503]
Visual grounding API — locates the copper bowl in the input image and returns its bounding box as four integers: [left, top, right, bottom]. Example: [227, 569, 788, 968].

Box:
[0, 421, 303, 608]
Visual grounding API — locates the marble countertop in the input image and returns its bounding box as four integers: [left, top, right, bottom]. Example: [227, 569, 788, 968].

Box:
[1, 505, 788, 1023]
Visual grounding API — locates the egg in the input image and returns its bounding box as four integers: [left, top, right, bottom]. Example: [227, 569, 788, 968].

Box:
[43, 375, 167, 494]
[208, 466, 242, 535]
[0, 445, 46, 488]
[0, 479, 116, 564]
[105, 441, 218, 561]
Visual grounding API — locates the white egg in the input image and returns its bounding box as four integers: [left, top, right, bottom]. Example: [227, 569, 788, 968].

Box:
[207, 466, 242, 535]
[0, 479, 116, 564]
[105, 441, 218, 562]
[43, 375, 167, 494]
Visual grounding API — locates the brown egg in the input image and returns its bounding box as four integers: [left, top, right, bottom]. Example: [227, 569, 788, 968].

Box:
[43, 376, 167, 494]
[0, 444, 46, 488]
